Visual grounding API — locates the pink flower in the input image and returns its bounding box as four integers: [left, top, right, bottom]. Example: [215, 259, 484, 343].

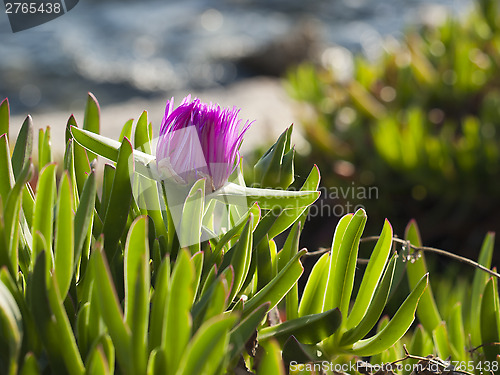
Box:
[156, 95, 251, 191]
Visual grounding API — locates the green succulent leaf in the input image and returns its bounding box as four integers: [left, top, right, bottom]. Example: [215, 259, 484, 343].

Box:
[225, 214, 254, 302]
[298, 252, 330, 317]
[92, 241, 133, 374]
[258, 308, 342, 345]
[0, 279, 22, 375]
[340, 255, 397, 346]
[448, 303, 466, 361]
[12, 115, 33, 180]
[349, 273, 428, 356]
[228, 302, 269, 361]
[330, 209, 367, 319]
[267, 164, 320, 239]
[210, 182, 319, 211]
[175, 315, 236, 375]
[432, 322, 456, 360]
[54, 173, 75, 299]
[124, 216, 150, 374]
[101, 138, 134, 259]
[254, 125, 294, 189]
[38, 127, 52, 169]
[70, 126, 157, 179]
[119, 119, 134, 143]
[83, 92, 101, 162]
[0, 98, 9, 141]
[149, 259, 170, 352]
[179, 178, 205, 252]
[405, 220, 442, 334]
[346, 219, 393, 329]
[243, 249, 306, 317]
[324, 213, 353, 312]
[480, 277, 500, 363]
[134, 111, 152, 154]
[257, 339, 286, 375]
[0, 134, 14, 204]
[164, 250, 195, 373]
[32, 163, 57, 270]
[73, 170, 96, 271]
[19, 353, 40, 375]
[471, 232, 495, 348]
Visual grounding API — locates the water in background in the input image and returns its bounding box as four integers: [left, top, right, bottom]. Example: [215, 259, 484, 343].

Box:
[0, 0, 471, 114]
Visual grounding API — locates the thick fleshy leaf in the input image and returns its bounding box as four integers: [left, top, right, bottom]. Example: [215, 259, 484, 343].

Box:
[225, 215, 254, 302]
[0, 279, 22, 375]
[209, 182, 319, 211]
[282, 221, 302, 320]
[124, 216, 150, 374]
[432, 323, 454, 360]
[134, 111, 152, 154]
[4, 161, 31, 278]
[147, 349, 167, 375]
[175, 315, 236, 375]
[92, 241, 133, 373]
[149, 259, 170, 351]
[0, 98, 9, 141]
[324, 213, 352, 311]
[199, 276, 229, 325]
[0, 134, 14, 204]
[346, 219, 392, 329]
[480, 277, 500, 363]
[12, 115, 33, 179]
[267, 164, 320, 239]
[179, 178, 205, 251]
[448, 303, 466, 361]
[256, 235, 274, 291]
[192, 266, 233, 327]
[243, 249, 306, 317]
[254, 125, 294, 189]
[213, 202, 260, 260]
[330, 209, 367, 318]
[470, 232, 495, 347]
[102, 138, 134, 259]
[405, 220, 441, 334]
[32, 163, 57, 269]
[20, 353, 41, 375]
[70, 126, 157, 179]
[54, 173, 74, 299]
[164, 250, 194, 373]
[406, 324, 434, 373]
[340, 256, 396, 346]
[228, 303, 269, 361]
[29, 253, 66, 373]
[86, 348, 109, 375]
[119, 119, 134, 143]
[298, 252, 329, 317]
[38, 127, 52, 169]
[73, 171, 96, 271]
[63, 139, 79, 210]
[349, 274, 428, 356]
[257, 339, 286, 375]
[83, 92, 101, 162]
[46, 273, 85, 375]
[258, 308, 342, 345]
[282, 336, 325, 365]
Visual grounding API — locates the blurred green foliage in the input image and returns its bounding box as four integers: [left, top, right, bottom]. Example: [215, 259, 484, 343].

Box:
[285, 0, 500, 253]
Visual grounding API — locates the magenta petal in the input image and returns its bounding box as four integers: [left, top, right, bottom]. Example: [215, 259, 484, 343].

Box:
[156, 96, 252, 191]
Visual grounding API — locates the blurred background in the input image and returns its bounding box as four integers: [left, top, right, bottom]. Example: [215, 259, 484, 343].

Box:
[3, 0, 499, 268]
